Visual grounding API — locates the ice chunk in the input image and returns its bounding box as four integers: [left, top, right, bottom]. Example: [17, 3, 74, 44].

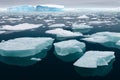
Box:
[77, 15, 89, 19]
[73, 51, 115, 68]
[74, 59, 114, 77]
[48, 24, 65, 28]
[45, 28, 83, 40]
[0, 23, 42, 31]
[54, 40, 86, 62]
[0, 31, 6, 34]
[72, 24, 93, 33]
[82, 32, 120, 49]
[30, 58, 41, 61]
[0, 37, 54, 57]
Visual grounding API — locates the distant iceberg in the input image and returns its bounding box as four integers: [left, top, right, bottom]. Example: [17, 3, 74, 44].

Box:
[7, 4, 64, 12]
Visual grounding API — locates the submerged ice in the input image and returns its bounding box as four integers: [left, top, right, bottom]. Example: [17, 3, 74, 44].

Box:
[54, 40, 86, 62]
[0, 37, 54, 57]
[73, 51, 115, 68]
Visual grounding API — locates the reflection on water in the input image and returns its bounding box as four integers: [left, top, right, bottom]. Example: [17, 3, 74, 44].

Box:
[74, 59, 115, 77]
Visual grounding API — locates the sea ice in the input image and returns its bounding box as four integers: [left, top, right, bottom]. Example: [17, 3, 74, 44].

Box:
[0, 37, 54, 57]
[48, 24, 65, 28]
[73, 51, 115, 68]
[82, 31, 120, 49]
[0, 31, 6, 34]
[0, 23, 42, 31]
[45, 28, 83, 40]
[54, 40, 86, 62]
[77, 15, 89, 19]
[72, 24, 93, 33]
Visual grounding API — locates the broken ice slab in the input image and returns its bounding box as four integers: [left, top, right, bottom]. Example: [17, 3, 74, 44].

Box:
[72, 24, 93, 33]
[54, 40, 86, 62]
[82, 31, 120, 49]
[73, 51, 115, 68]
[45, 28, 83, 40]
[0, 37, 54, 57]
[74, 59, 115, 77]
[0, 23, 43, 31]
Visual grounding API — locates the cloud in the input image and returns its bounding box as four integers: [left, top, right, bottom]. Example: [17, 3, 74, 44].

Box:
[0, 0, 119, 8]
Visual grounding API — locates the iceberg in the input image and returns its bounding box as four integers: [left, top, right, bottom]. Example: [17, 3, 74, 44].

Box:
[73, 51, 115, 68]
[0, 23, 42, 31]
[82, 32, 120, 49]
[7, 5, 35, 12]
[36, 4, 64, 12]
[7, 4, 64, 12]
[45, 28, 83, 40]
[0, 37, 54, 57]
[54, 40, 86, 62]
[72, 24, 93, 33]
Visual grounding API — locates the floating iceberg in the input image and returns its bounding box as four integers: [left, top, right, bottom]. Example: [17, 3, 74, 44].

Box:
[45, 28, 83, 40]
[48, 24, 65, 28]
[72, 24, 93, 33]
[36, 4, 64, 12]
[7, 5, 35, 12]
[73, 51, 115, 68]
[0, 37, 54, 57]
[0, 23, 42, 31]
[7, 4, 64, 12]
[54, 40, 86, 62]
[82, 32, 120, 49]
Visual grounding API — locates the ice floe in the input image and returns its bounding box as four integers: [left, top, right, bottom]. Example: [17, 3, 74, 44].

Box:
[0, 37, 54, 57]
[82, 32, 120, 49]
[45, 28, 83, 40]
[54, 40, 86, 62]
[72, 24, 93, 33]
[0, 23, 42, 31]
[73, 51, 115, 68]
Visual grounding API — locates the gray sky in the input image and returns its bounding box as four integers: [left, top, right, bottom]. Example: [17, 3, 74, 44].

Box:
[0, 0, 120, 8]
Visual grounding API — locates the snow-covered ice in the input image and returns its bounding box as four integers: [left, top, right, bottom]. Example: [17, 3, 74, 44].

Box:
[0, 23, 42, 31]
[72, 24, 93, 33]
[46, 28, 83, 40]
[0, 37, 54, 57]
[54, 40, 86, 62]
[73, 51, 115, 68]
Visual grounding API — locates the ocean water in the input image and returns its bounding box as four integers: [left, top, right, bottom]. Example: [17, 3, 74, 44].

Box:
[0, 11, 120, 80]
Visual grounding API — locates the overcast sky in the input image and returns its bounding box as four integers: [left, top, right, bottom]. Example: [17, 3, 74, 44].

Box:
[0, 0, 120, 8]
